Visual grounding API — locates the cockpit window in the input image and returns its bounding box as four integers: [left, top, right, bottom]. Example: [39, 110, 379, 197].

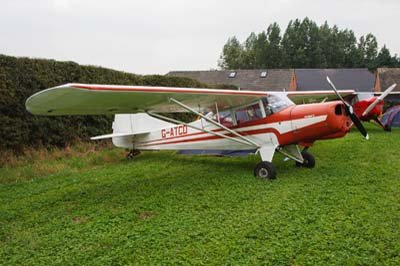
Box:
[264, 94, 294, 113]
[212, 110, 233, 127]
[211, 94, 293, 127]
[235, 102, 263, 124]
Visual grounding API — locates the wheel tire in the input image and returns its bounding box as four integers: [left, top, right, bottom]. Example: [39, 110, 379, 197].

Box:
[254, 161, 277, 180]
[296, 151, 315, 168]
[126, 150, 141, 159]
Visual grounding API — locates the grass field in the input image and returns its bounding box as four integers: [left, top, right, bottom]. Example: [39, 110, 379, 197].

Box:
[1, 125, 400, 265]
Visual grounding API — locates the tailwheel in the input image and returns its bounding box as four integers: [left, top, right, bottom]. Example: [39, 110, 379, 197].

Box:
[126, 149, 141, 159]
[254, 161, 277, 180]
[296, 151, 315, 168]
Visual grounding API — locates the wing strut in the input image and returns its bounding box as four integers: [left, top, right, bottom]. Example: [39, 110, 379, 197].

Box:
[147, 111, 257, 147]
[168, 97, 260, 147]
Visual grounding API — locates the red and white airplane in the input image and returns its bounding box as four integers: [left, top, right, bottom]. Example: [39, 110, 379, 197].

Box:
[352, 83, 397, 130]
[26, 78, 370, 179]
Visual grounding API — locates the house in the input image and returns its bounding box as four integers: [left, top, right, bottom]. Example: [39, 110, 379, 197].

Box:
[167, 69, 295, 91]
[375, 68, 400, 104]
[168, 69, 375, 93]
[295, 69, 375, 92]
[375, 68, 400, 92]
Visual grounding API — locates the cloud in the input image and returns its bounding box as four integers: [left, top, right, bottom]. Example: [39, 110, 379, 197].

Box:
[0, 0, 399, 74]
[52, 0, 70, 10]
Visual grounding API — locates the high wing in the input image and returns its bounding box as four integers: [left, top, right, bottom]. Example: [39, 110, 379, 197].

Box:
[286, 90, 356, 104]
[26, 84, 268, 115]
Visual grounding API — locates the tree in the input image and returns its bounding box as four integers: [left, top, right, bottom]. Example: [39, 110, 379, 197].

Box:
[218, 37, 243, 69]
[340, 29, 358, 67]
[281, 19, 306, 68]
[241, 33, 257, 69]
[359, 33, 378, 69]
[265, 22, 282, 68]
[374, 45, 400, 68]
[219, 18, 399, 70]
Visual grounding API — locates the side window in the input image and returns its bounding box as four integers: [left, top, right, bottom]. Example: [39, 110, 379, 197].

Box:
[235, 103, 263, 124]
[263, 98, 273, 116]
[212, 110, 233, 127]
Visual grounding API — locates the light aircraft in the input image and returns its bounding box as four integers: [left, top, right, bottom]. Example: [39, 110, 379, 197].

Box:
[352, 83, 397, 130]
[26, 78, 369, 179]
[292, 78, 397, 130]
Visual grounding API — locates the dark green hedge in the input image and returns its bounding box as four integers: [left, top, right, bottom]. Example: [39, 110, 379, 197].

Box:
[0, 54, 209, 152]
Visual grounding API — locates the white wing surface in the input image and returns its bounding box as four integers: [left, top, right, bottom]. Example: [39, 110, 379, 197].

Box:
[286, 90, 356, 104]
[26, 84, 268, 115]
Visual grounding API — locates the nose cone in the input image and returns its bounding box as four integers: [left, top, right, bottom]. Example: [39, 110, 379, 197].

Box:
[326, 103, 353, 132]
[319, 102, 353, 140]
[288, 101, 353, 143]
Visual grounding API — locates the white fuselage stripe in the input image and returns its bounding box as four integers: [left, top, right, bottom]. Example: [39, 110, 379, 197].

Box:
[136, 115, 327, 147]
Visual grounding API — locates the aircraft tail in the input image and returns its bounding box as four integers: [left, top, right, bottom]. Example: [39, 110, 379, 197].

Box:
[92, 113, 173, 148]
[112, 113, 173, 135]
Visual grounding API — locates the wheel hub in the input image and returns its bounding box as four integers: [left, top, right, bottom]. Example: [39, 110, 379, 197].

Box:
[258, 168, 269, 178]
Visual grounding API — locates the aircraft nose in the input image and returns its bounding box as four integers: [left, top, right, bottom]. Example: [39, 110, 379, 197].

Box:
[329, 103, 353, 132]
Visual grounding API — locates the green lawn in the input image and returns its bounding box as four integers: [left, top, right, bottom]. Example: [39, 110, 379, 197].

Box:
[1, 125, 400, 265]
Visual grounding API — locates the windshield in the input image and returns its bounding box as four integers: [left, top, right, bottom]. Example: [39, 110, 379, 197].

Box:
[265, 93, 294, 113]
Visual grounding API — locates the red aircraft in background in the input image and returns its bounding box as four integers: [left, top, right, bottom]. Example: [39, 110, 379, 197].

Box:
[351, 83, 397, 130]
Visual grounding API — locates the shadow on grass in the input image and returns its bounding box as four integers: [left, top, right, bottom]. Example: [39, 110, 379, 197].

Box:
[128, 151, 257, 170]
[125, 150, 301, 174]
[52, 150, 315, 212]
[52, 152, 281, 208]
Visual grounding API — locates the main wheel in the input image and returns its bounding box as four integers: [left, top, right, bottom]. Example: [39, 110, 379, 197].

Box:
[254, 161, 277, 179]
[126, 149, 141, 159]
[296, 151, 315, 168]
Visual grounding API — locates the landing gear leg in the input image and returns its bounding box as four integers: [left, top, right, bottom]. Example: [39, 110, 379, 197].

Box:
[126, 149, 141, 159]
[373, 117, 391, 131]
[254, 161, 277, 180]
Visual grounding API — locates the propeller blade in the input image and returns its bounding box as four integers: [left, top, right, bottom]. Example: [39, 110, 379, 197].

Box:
[326, 76, 369, 140]
[348, 110, 369, 140]
[362, 83, 397, 116]
[326, 77, 348, 104]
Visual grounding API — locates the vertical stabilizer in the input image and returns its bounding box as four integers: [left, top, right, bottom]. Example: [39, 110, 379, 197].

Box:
[112, 113, 173, 134]
[111, 113, 173, 148]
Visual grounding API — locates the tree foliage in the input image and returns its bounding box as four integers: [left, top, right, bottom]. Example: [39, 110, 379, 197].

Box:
[219, 18, 400, 70]
[0, 55, 207, 152]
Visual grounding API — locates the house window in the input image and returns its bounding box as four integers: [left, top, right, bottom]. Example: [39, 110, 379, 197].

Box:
[228, 71, 236, 78]
[260, 71, 268, 78]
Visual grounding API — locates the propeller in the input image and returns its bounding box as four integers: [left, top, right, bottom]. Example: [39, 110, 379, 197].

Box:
[362, 83, 397, 117]
[326, 76, 369, 140]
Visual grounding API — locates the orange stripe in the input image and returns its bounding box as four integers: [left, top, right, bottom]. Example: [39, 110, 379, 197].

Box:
[140, 113, 294, 144]
[139, 127, 281, 147]
[71, 84, 268, 96]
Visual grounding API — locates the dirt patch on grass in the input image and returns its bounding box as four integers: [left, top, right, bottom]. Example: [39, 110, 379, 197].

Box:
[139, 212, 157, 219]
[72, 216, 88, 224]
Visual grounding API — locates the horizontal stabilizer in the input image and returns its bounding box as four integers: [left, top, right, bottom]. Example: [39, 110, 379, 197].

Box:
[91, 131, 149, 140]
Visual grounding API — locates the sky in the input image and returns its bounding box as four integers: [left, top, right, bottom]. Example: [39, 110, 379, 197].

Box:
[1, 0, 399, 75]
